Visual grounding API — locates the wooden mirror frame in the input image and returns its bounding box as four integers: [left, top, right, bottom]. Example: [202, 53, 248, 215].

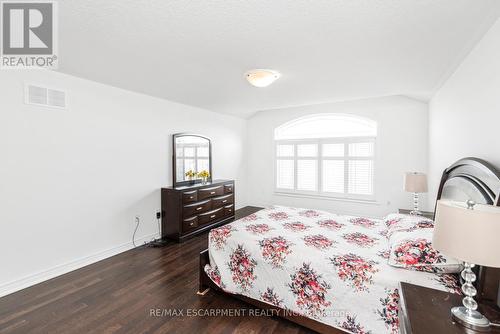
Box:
[172, 133, 213, 187]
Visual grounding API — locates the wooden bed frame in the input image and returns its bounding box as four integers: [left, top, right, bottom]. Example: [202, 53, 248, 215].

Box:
[198, 157, 500, 334]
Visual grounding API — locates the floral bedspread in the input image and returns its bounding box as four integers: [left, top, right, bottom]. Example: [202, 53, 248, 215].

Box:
[205, 206, 460, 334]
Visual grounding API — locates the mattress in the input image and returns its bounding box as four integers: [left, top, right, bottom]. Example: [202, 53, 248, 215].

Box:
[205, 206, 460, 334]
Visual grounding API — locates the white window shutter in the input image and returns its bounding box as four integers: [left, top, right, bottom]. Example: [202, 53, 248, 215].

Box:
[277, 159, 294, 189]
[274, 115, 376, 200]
[297, 160, 317, 191]
[322, 160, 344, 193]
[348, 160, 374, 195]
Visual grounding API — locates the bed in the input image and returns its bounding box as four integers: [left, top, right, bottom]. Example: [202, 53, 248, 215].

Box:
[198, 157, 500, 334]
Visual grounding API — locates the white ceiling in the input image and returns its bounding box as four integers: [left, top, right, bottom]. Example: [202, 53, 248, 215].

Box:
[58, 0, 500, 118]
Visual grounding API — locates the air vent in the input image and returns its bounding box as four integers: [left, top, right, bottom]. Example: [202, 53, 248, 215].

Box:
[25, 84, 67, 109]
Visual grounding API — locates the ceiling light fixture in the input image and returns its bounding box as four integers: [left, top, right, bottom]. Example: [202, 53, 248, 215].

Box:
[245, 69, 281, 87]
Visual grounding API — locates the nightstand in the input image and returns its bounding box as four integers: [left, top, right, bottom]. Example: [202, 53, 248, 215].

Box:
[398, 282, 500, 334]
[398, 208, 434, 220]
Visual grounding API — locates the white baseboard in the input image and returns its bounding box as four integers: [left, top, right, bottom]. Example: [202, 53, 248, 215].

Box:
[0, 233, 159, 298]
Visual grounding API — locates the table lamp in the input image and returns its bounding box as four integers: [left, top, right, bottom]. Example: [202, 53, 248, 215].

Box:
[404, 172, 428, 215]
[433, 200, 500, 331]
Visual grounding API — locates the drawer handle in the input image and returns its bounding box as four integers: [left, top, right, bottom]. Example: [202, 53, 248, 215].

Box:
[228, 209, 232, 212]
[222, 200, 227, 203]
[210, 215, 216, 218]
[196, 207, 202, 211]
[189, 196, 194, 199]
[210, 191, 215, 195]
[189, 222, 194, 226]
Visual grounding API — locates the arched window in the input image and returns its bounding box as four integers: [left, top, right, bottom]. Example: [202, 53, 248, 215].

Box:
[274, 114, 377, 199]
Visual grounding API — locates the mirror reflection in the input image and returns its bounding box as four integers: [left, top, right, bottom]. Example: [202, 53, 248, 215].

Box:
[174, 135, 211, 185]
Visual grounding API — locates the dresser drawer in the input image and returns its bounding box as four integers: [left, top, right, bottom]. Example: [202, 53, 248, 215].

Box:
[211, 194, 233, 208]
[182, 216, 198, 232]
[223, 204, 234, 216]
[224, 183, 234, 194]
[182, 190, 198, 203]
[198, 186, 224, 200]
[198, 207, 223, 225]
[183, 200, 211, 217]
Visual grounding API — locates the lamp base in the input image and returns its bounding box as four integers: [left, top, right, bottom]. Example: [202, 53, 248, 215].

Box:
[451, 306, 490, 331]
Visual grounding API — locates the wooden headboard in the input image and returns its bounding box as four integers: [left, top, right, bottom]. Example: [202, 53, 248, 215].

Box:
[434, 157, 500, 302]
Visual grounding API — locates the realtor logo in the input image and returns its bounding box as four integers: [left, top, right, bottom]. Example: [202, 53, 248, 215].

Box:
[1, 1, 58, 68]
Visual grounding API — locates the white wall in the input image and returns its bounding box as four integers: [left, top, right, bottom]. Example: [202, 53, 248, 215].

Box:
[429, 18, 500, 204]
[0, 70, 247, 296]
[246, 96, 429, 218]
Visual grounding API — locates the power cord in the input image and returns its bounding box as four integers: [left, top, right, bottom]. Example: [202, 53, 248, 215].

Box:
[145, 212, 169, 247]
[132, 216, 140, 247]
[143, 216, 161, 246]
[156, 213, 161, 237]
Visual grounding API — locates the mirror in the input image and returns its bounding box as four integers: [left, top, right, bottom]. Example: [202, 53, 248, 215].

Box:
[173, 134, 212, 187]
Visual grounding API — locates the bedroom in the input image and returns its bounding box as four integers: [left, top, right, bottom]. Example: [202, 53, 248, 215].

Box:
[1, 0, 500, 333]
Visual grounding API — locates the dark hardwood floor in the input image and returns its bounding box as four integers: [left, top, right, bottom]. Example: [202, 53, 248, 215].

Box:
[0, 206, 313, 334]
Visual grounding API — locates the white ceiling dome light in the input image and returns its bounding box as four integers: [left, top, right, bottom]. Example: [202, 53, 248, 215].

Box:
[245, 69, 281, 87]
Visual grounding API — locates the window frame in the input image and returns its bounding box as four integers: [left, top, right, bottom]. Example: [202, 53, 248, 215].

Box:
[274, 136, 376, 201]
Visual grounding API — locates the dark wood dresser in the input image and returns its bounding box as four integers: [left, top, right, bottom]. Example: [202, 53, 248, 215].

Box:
[161, 180, 235, 242]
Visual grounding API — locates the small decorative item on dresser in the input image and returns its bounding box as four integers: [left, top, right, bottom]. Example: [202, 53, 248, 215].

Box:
[404, 172, 428, 215]
[198, 170, 210, 185]
[433, 200, 500, 331]
[185, 170, 196, 184]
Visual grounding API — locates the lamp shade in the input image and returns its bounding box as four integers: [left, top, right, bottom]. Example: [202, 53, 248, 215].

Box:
[404, 172, 428, 193]
[433, 200, 500, 268]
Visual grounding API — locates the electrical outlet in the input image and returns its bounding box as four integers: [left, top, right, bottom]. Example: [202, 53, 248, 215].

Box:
[156, 211, 161, 219]
[135, 215, 141, 223]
